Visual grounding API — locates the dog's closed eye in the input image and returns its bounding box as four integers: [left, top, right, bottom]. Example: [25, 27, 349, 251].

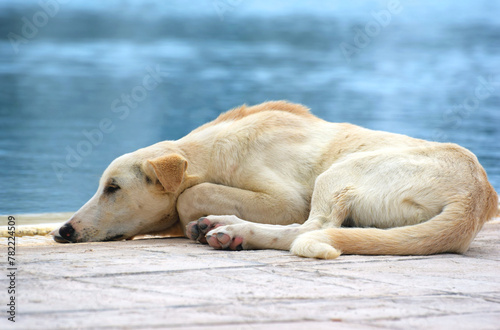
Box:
[104, 184, 121, 194]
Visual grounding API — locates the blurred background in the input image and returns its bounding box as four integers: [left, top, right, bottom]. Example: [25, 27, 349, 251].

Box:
[0, 0, 499, 215]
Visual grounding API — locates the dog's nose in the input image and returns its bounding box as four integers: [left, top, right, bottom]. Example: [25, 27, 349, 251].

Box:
[55, 223, 76, 243]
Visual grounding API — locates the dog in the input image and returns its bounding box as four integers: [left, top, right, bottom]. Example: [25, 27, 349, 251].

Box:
[52, 101, 498, 259]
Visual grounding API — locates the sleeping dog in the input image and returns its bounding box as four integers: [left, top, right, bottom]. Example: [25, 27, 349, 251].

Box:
[52, 101, 498, 259]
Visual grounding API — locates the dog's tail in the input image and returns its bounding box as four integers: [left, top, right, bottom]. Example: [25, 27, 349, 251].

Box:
[290, 191, 498, 259]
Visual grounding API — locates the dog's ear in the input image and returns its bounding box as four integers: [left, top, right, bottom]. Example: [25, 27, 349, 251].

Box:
[145, 154, 188, 193]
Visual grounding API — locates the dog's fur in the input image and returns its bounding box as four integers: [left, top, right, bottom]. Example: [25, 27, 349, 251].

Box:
[52, 101, 498, 259]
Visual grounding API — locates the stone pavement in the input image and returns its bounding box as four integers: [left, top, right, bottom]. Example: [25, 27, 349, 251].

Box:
[1, 220, 499, 329]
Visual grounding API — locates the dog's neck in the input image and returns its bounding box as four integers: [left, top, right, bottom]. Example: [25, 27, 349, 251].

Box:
[176, 141, 211, 180]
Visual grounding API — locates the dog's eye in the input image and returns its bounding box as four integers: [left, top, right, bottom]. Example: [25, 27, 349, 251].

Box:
[104, 184, 121, 194]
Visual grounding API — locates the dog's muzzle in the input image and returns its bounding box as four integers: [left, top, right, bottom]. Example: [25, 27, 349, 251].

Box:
[52, 223, 75, 243]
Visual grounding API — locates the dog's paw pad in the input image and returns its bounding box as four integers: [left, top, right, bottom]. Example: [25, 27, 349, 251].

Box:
[206, 230, 244, 251]
[186, 217, 223, 243]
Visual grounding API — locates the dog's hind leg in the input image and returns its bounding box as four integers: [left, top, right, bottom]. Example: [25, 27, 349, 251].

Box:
[286, 174, 356, 258]
[290, 148, 499, 259]
[290, 180, 498, 259]
[290, 201, 485, 259]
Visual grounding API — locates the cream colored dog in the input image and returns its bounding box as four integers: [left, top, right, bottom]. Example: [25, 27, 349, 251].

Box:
[52, 101, 498, 259]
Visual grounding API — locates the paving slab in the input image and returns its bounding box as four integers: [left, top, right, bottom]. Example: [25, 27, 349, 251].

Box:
[1, 220, 499, 329]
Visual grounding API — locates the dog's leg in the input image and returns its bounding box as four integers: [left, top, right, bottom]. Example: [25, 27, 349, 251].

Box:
[177, 182, 309, 242]
[289, 150, 499, 259]
[202, 220, 310, 250]
[290, 202, 486, 259]
[201, 173, 353, 251]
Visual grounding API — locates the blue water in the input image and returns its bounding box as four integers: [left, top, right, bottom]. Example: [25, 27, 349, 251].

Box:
[0, 0, 499, 214]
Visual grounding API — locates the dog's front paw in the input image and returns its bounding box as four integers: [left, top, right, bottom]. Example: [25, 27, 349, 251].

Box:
[206, 226, 245, 251]
[186, 215, 244, 244]
[186, 217, 222, 244]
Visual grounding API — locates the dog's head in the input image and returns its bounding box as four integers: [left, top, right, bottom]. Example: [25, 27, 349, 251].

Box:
[52, 146, 196, 243]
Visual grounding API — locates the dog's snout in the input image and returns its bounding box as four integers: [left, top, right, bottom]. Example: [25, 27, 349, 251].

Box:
[54, 223, 76, 243]
[60, 223, 75, 238]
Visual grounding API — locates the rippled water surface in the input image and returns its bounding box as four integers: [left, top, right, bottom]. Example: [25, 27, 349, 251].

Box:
[0, 0, 499, 215]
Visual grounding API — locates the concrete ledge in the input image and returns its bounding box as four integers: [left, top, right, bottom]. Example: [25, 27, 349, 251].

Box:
[1, 220, 499, 329]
